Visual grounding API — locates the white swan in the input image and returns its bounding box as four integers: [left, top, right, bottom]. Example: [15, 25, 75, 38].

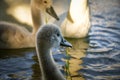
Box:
[36, 24, 72, 80]
[61, 0, 90, 38]
[0, 0, 59, 49]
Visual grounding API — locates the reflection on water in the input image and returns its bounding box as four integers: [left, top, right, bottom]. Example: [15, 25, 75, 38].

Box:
[80, 0, 120, 80]
[0, 38, 88, 80]
[66, 38, 89, 80]
[0, 48, 35, 80]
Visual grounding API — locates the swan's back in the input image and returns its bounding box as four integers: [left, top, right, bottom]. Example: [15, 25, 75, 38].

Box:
[0, 22, 33, 49]
[0, 22, 30, 34]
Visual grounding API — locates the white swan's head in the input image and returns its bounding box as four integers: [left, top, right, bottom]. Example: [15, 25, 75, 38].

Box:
[32, 0, 59, 20]
[36, 24, 72, 48]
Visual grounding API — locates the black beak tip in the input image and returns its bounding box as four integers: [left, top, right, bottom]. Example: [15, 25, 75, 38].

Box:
[46, 6, 59, 21]
[60, 39, 72, 48]
[56, 17, 59, 21]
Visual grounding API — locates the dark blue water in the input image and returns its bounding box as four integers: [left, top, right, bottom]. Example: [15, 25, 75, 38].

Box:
[0, 49, 35, 80]
[0, 47, 68, 80]
[79, 0, 120, 80]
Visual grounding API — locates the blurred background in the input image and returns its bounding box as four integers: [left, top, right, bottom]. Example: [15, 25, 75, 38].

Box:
[0, 0, 70, 30]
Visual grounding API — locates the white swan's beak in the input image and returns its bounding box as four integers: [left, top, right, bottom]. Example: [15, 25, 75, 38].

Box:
[60, 38, 72, 47]
[46, 6, 59, 20]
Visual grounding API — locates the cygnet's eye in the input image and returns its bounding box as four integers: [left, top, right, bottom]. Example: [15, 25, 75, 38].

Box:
[56, 33, 60, 37]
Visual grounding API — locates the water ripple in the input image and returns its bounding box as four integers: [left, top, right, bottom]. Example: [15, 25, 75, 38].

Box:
[80, 0, 120, 80]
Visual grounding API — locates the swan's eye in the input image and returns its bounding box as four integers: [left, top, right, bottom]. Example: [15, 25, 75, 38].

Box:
[43, 0, 47, 4]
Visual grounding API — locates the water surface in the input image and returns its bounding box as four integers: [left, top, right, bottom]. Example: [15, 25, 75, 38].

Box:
[80, 0, 120, 80]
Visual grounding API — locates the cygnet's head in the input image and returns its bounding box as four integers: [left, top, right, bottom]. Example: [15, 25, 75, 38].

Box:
[36, 24, 72, 48]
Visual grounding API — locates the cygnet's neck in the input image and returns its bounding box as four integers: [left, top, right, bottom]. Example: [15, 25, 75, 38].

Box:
[36, 41, 65, 80]
[69, 0, 89, 23]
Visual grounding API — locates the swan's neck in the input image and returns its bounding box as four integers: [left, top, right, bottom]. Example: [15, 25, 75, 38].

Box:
[31, 0, 44, 35]
[36, 41, 65, 80]
[69, 0, 88, 22]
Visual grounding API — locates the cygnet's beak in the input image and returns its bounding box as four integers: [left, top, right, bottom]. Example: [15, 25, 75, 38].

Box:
[46, 6, 59, 20]
[60, 38, 72, 47]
